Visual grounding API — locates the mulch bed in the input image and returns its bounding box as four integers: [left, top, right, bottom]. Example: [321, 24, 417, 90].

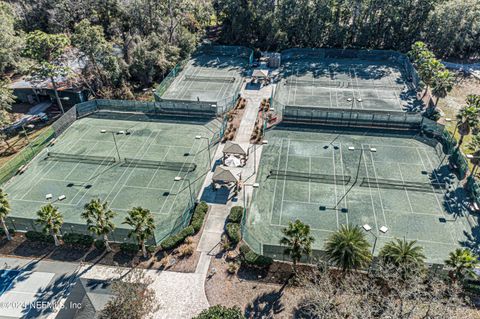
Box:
[205, 255, 308, 318]
[0, 232, 201, 272]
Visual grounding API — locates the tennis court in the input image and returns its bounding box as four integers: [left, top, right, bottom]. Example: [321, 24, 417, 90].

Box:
[160, 54, 246, 103]
[3, 113, 222, 243]
[274, 57, 420, 112]
[246, 127, 475, 264]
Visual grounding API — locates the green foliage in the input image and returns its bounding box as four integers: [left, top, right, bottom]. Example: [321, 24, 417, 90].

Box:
[94, 239, 106, 251]
[123, 207, 155, 247]
[445, 248, 479, 282]
[227, 206, 243, 223]
[324, 224, 372, 273]
[0, 227, 14, 237]
[36, 204, 63, 240]
[0, 80, 15, 127]
[82, 198, 116, 250]
[0, 2, 24, 74]
[225, 223, 241, 246]
[379, 238, 426, 269]
[160, 226, 195, 251]
[120, 242, 139, 254]
[280, 219, 314, 272]
[191, 201, 208, 233]
[239, 244, 273, 268]
[432, 69, 455, 105]
[62, 233, 94, 247]
[193, 305, 244, 319]
[25, 230, 54, 243]
[0, 188, 10, 221]
[24, 30, 70, 62]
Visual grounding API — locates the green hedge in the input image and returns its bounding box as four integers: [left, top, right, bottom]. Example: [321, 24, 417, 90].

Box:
[25, 231, 55, 243]
[226, 223, 241, 245]
[192, 201, 208, 233]
[120, 242, 139, 254]
[193, 305, 244, 319]
[227, 206, 243, 223]
[240, 244, 273, 267]
[160, 226, 195, 250]
[62, 233, 94, 247]
[94, 239, 106, 251]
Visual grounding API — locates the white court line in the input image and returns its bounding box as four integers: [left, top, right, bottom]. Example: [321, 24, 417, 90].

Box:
[278, 139, 291, 226]
[146, 146, 171, 187]
[159, 137, 203, 216]
[331, 147, 339, 228]
[269, 138, 284, 224]
[366, 146, 388, 227]
[104, 131, 160, 206]
[63, 141, 100, 181]
[382, 208, 445, 218]
[420, 147, 463, 244]
[396, 162, 415, 214]
[361, 146, 379, 231]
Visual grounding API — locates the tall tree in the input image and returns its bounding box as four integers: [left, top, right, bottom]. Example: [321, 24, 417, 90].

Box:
[82, 198, 116, 252]
[36, 203, 63, 246]
[379, 238, 426, 269]
[123, 207, 155, 258]
[24, 30, 70, 113]
[0, 1, 24, 74]
[456, 99, 480, 149]
[445, 248, 479, 283]
[324, 224, 372, 274]
[431, 69, 455, 108]
[280, 219, 315, 274]
[0, 80, 15, 149]
[0, 189, 12, 240]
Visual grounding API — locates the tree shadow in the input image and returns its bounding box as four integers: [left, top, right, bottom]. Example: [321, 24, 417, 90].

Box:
[244, 279, 288, 318]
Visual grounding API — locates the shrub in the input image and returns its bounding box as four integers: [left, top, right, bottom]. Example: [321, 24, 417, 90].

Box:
[191, 201, 208, 233]
[225, 223, 241, 246]
[177, 244, 194, 257]
[227, 206, 243, 223]
[25, 231, 55, 243]
[161, 226, 195, 251]
[0, 228, 15, 237]
[146, 245, 157, 254]
[94, 239, 106, 251]
[62, 233, 94, 247]
[227, 262, 239, 274]
[194, 305, 243, 319]
[120, 242, 139, 254]
[240, 244, 273, 267]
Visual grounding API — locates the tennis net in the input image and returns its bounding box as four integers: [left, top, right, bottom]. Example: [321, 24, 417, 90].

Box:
[184, 75, 236, 83]
[285, 79, 404, 91]
[269, 169, 351, 185]
[360, 177, 446, 193]
[123, 158, 197, 172]
[46, 152, 117, 165]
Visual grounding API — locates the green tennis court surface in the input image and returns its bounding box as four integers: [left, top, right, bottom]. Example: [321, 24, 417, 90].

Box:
[4, 114, 222, 243]
[246, 127, 475, 264]
[274, 58, 420, 112]
[161, 54, 246, 103]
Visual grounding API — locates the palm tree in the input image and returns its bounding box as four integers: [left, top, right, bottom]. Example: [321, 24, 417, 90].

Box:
[379, 238, 426, 269]
[0, 189, 12, 240]
[324, 224, 372, 274]
[36, 203, 63, 246]
[431, 69, 455, 108]
[123, 207, 155, 258]
[418, 56, 442, 98]
[82, 198, 116, 252]
[280, 219, 315, 274]
[445, 248, 479, 283]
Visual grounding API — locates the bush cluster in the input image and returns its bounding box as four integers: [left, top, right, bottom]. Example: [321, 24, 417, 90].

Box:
[94, 239, 106, 251]
[225, 223, 241, 245]
[62, 233, 94, 247]
[191, 201, 208, 233]
[25, 231, 55, 243]
[160, 226, 195, 250]
[0, 228, 15, 237]
[194, 305, 243, 319]
[120, 242, 139, 254]
[240, 244, 273, 267]
[227, 206, 243, 223]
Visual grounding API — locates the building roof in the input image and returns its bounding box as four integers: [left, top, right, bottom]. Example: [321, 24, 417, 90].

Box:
[223, 141, 247, 155]
[252, 69, 269, 78]
[212, 166, 238, 183]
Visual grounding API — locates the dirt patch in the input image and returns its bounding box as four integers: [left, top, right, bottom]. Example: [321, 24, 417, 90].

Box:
[0, 232, 201, 272]
[205, 256, 308, 318]
[438, 74, 480, 117]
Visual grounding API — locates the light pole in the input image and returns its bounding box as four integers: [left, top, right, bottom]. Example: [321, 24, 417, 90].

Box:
[195, 135, 212, 168]
[22, 124, 35, 154]
[174, 176, 193, 205]
[362, 224, 378, 256]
